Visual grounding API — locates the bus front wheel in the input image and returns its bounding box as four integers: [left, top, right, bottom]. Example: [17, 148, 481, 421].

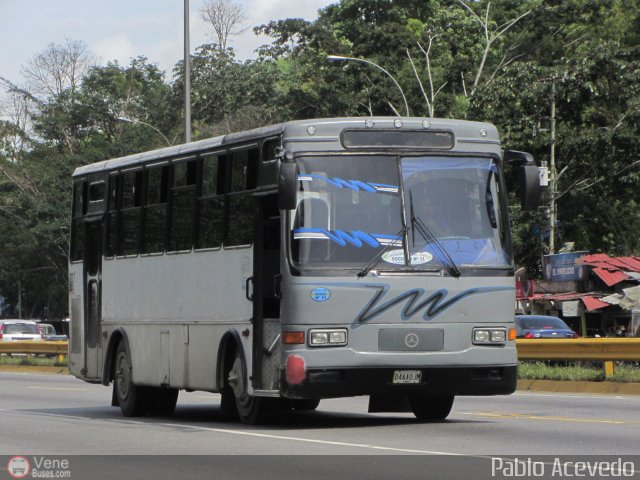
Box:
[114, 341, 149, 417]
[408, 394, 454, 422]
[227, 352, 271, 424]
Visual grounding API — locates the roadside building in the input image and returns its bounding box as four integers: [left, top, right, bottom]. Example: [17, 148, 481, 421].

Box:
[516, 253, 640, 337]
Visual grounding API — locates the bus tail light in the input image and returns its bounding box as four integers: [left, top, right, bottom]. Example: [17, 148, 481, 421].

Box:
[285, 354, 306, 384]
[282, 331, 305, 344]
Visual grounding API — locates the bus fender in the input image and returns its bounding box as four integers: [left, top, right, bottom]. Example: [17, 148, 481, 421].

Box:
[216, 330, 246, 391]
[101, 328, 130, 387]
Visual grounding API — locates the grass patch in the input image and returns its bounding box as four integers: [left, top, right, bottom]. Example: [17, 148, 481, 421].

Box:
[518, 361, 640, 383]
[0, 355, 68, 367]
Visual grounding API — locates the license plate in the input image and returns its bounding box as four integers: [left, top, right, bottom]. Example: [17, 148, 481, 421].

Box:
[392, 370, 422, 384]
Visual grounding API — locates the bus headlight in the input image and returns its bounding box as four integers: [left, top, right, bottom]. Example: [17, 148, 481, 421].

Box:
[308, 329, 348, 347]
[473, 328, 507, 345]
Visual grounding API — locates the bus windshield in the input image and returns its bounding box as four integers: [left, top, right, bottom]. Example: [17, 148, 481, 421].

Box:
[290, 155, 511, 274]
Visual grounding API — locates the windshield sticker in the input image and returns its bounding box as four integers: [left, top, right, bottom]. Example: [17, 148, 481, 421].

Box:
[294, 229, 401, 248]
[381, 249, 433, 265]
[298, 174, 398, 194]
[310, 287, 331, 302]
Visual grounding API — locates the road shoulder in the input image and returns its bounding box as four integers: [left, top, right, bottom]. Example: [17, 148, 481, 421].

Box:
[517, 379, 640, 395]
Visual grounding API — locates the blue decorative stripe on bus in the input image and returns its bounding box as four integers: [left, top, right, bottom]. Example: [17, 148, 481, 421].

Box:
[293, 229, 401, 248]
[297, 282, 513, 326]
[298, 173, 399, 193]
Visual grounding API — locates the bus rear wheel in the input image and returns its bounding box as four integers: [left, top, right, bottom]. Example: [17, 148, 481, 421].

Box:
[408, 394, 454, 422]
[148, 387, 179, 417]
[114, 341, 149, 417]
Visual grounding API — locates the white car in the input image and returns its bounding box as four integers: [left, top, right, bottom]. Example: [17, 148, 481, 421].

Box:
[0, 319, 43, 341]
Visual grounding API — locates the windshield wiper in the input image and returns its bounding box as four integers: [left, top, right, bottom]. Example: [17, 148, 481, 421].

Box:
[409, 191, 462, 278]
[357, 225, 408, 277]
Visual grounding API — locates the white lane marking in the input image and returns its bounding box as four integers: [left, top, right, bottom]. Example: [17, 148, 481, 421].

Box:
[0, 408, 460, 456]
[514, 391, 640, 401]
[27, 386, 88, 391]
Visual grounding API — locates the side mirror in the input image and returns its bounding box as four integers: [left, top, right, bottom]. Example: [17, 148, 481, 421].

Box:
[504, 150, 534, 164]
[505, 150, 541, 211]
[278, 162, 298, 210]
[519, 164, 541, 211]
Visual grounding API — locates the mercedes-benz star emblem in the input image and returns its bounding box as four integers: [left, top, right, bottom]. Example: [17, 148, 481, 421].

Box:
[404, 332, 420, 348]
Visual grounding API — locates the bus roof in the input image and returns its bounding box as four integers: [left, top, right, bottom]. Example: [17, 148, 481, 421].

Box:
[72, 117, 499, 177]
[72, 122, 285, 177]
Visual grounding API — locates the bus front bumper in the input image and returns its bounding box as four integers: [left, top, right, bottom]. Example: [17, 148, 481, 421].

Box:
[281, 365, 517, 399]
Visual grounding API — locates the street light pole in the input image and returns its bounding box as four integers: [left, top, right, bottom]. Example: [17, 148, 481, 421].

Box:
[184, 0, 192, 143]
[327, 54, 410, 117]
[116, 117, 172, 146]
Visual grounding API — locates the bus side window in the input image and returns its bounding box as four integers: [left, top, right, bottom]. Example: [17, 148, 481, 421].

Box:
[70, 181, 86, 262]
[227, 149, 258, 247]
[104, 174, 119, 258]
[142, 165, 169, 254]
[120, 170, 143, 256]
[196, 154, 224, 249]
[168, 159, 197, 252]
[260, 138, 280, 186]
[230, 148, 258, 191]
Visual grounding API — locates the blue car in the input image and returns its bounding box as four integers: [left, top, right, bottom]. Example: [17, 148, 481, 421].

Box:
[515, 315, 579, 339]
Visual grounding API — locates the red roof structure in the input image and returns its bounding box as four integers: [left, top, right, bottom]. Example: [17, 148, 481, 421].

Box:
[592, 268, 630, 286]
[578, 255, 640, 287]
[530, 292, 609, 311]
[580, 295, 610, 311]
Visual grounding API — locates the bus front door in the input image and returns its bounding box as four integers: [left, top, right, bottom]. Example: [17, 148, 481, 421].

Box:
[82, 220, 103, 380]
[251, 195, 281, 391]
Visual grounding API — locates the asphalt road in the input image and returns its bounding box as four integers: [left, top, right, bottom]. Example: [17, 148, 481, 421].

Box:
[1, 372, 639, 478]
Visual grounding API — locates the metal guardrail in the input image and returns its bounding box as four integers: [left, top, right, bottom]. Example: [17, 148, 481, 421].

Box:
[517, 338, 640, 378]
[516, 338, 640, 361]
[0, 339, 637, 378]
[0, 340, 68, 357]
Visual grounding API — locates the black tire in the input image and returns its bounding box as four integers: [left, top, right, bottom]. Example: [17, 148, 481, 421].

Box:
[148, 387, 179, 417]
[219, 385, 239, 420]
[409, 395, 454, 422]
[114, 341, 150, 417]
[226, 349, 271, 425]
[286, 399, 321, 411]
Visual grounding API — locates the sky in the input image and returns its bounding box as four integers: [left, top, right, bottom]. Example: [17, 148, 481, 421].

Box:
[0, 0, 335, 85]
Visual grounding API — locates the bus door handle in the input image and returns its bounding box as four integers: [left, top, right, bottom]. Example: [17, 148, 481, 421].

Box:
[245, 276, 254, 301]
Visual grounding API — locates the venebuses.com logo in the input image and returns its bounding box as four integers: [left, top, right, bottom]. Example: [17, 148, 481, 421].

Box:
[6, 456, 72, 479]
[7, 457, 30, 479]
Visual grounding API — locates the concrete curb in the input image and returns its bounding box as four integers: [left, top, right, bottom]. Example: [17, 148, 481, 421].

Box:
[517, 379, 640, 396]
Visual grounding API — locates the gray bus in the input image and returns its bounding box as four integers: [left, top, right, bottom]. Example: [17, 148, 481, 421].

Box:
[69, 117, 539, 424]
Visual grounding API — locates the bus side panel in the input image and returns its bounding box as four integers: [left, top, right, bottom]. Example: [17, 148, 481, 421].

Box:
[68, 264, 85, 379]
[100, 249, 253, 391]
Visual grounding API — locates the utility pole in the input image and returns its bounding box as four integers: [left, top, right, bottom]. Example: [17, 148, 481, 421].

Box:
[184, 0, 192, 143]
[549, 80, 557, 254]
[17, 279, 22, 318]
